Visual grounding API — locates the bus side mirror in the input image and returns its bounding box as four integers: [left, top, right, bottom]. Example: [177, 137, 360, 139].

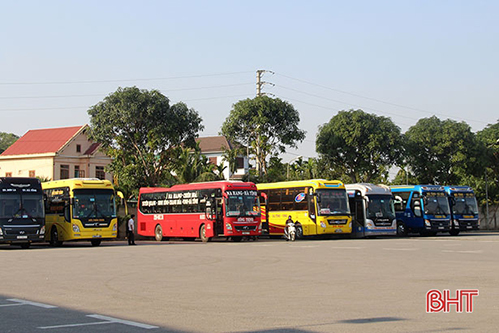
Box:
[413, 200, 422, 217]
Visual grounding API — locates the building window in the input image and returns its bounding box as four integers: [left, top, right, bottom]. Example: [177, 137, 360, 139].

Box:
[60, 165, 69, 179]
[95, 166, 105, 180]
[76, 144, 81, 153]
[29, 170, 36, 177]
[74, 166, 85, 178]
[236, 157, 244, 169]
[5, 172, 12, 177]
[209, 157, 217, 165]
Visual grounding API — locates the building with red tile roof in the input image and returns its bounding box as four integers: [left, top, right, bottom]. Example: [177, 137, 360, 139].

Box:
[0, 125, 112, 181]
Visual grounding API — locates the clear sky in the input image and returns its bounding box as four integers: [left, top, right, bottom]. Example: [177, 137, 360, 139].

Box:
[1, 0, 498, 161]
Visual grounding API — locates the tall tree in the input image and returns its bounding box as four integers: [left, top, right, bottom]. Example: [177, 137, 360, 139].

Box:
[316, 109, 403, 183]
[404, 116, 483, 184]
[0, 132, 19, 153]
[220, 96, 306, 178]
[88, 86, 203, 195]
[172, 144, 225, 183]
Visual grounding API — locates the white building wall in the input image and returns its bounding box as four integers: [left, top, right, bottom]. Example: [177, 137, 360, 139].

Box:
[0, 155, 55, 179]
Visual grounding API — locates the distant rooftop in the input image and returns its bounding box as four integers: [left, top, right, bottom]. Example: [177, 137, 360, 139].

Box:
[1, 125, 87, 156]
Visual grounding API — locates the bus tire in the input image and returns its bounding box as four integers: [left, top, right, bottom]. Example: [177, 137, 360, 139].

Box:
[155, 224, 163, 242]
[449, 229, 460, 236]
[91, 239, 102, 246]
[295, 224, 303, 239]
[397, 221, 407, 237]
[20, 243, 30, 249]
[199, 224, 210, 243]
[50, 227, 62, 247]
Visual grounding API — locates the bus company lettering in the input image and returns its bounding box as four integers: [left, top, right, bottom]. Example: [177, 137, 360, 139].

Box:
[226, 190, 257, 196]
[237, 217, 254, 222]
[426, 289, 479, 313]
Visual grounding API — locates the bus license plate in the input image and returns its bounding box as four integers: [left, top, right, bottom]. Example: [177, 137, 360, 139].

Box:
[242, 232, 250, 235]
[438, 227, 444, 229]
[17, 235, 28, 239]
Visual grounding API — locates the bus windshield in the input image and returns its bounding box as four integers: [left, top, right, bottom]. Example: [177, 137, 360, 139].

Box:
[366, 195, 395, 220]
[226, 193, 261, 217]
[73, 189, 117, 219]
[0, 193, 44, 219]
[316, 189, 350, 216]
[423, 193, 450, 215]
[452, 195, 479, 215]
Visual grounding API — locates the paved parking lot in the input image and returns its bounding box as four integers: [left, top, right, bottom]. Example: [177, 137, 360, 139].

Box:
[1, 233, 499, 332]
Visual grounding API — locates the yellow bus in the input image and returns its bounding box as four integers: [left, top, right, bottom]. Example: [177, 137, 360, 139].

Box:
[42, 178, 120, 246]
[257, 179, 352, 238]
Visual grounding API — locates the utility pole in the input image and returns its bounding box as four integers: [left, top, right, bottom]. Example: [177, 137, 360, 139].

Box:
[256, 69, 275, 97]
[254, 70, 274, 178]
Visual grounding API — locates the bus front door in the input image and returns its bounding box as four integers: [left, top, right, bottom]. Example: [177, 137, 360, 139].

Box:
[350, 196, 365, 238]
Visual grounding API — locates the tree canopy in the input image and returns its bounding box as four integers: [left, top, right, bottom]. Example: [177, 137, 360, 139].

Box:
[0, 132, 19, 153]
[316, 109, 403, 183]
[87, 86, 203, 195]
[220, 96, 306, 179]
[404, 116, 483, 184]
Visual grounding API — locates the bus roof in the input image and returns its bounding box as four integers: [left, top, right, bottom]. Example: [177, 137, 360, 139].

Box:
[42, 178, 114, 190]
[140, 181, 257, 194]
[345, 183, 391, 196]
[257, 179, 344, 190]
[390, 185, 445, 192]
[444, 186, 475, 193]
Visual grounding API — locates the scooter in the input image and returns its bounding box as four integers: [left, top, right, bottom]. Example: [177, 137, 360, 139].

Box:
[285, 222, 296, 241]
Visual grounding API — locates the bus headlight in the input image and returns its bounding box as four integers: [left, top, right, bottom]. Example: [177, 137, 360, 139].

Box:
[0, 227, 3, 236]
[225, 223, 232, 230]
[425, 219, 431, 227]
[40, 225, 45, 235]
[320, 221, 326, 228]
[453, 219, 460, 227]
[366, 220, 374, 228]
[112, 223, 117, 231]
[72, 224, 80, 233]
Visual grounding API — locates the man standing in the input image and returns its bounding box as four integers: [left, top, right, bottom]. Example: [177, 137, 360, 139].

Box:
[128, 214, 136, 245]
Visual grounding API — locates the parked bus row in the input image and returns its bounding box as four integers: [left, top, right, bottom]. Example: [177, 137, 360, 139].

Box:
[0, 177, 480, 248]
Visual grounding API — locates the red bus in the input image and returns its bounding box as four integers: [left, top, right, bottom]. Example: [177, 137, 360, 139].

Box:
[137, 181, 261, 242]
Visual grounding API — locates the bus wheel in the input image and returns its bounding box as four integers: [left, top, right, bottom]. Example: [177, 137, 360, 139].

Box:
[20, 243, 30, 249]
[449, 229, 460, 236]
[295, 224, 303, 239]
[397, 222, 407, 237]
[199, 224, 210, 243]
[232, 236, 242, 242]
[91, 239, 102, 246]
[50, 228, 62, 247]
[155, 224, 163, 242]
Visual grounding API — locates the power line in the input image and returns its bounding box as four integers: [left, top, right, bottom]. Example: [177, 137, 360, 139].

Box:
[0, 83, 254, 100]
[0, 71, 253, 86]
[275, 72, 490, 126]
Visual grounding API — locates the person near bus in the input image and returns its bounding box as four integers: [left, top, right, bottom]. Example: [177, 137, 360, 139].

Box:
[128, 214, 136, 245]
[284, 215, 294, 239]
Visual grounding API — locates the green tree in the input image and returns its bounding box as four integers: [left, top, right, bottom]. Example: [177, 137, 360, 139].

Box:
[474, 120, 499, 224]
[220, 96, 306, 178]
[404, 116, 484, 184]
[316, 109, 403, 183]
[88, 86, 203, 195]
[0, 132, 19, 153]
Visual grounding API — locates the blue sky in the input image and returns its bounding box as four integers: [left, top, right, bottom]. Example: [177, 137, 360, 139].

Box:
[1, 0, 498, 161]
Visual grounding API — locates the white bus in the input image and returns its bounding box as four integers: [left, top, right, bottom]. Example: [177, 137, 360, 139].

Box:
[345, 183, 396, 238]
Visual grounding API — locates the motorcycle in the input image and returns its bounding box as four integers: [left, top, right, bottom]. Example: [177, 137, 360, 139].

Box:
[285, 222, 296, 241]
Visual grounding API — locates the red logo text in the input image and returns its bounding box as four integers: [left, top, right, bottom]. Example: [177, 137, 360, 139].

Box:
[426, 289, 479, 313]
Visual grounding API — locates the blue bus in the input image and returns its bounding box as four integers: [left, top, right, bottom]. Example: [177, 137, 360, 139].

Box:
[444, 186, 480, 236]
[390, 185, 451, 236]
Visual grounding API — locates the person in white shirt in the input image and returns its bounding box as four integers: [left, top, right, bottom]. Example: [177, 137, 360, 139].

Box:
[127, 214, 136, 245]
